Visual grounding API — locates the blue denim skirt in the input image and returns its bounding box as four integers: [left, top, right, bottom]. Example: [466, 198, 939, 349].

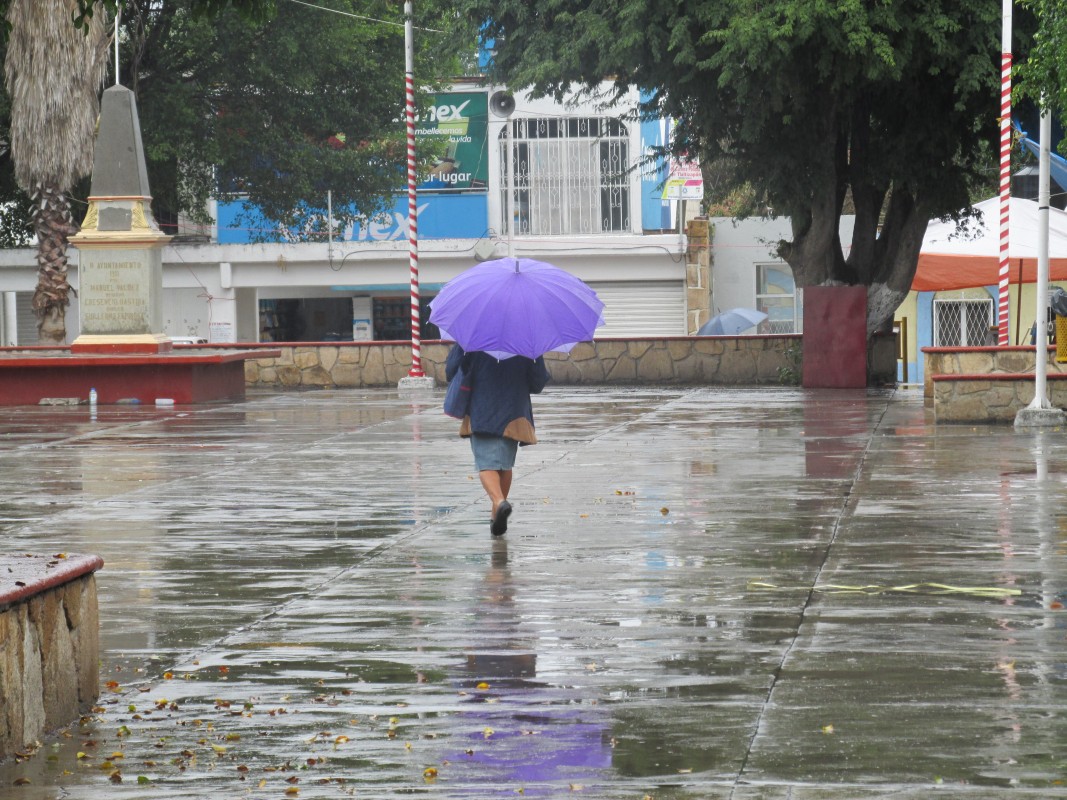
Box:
[470, 433, 518, 471]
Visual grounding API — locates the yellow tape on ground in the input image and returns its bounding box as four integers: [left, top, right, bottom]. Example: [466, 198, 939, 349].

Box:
[747, 580, 1022, 599]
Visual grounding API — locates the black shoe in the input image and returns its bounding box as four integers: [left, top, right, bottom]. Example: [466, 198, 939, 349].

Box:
[491, 501, 512, 536]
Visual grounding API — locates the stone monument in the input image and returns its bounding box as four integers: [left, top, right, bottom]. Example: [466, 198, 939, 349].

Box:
[0, 83, 277, 406]
[70, 85, 171, 354]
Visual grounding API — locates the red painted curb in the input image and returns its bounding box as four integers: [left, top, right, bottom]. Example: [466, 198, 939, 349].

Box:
[931, 372, 1067, 381]
[0, 553, 104, 607]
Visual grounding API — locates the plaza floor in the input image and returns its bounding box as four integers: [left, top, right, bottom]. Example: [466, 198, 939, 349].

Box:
[1, 385, 1066, 798]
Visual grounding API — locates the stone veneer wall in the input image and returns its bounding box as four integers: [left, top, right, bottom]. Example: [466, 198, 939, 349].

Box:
[685, 219, 712, 334]
[1, 556, 101, 760]
[242, 336, 804, 389]
[933, 375, 1067, 423]
[922, 346, 1067, 398]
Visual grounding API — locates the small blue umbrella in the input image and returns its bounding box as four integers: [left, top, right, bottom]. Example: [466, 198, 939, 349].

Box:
[429, 257, 605, 359]
[697, 307, 768, 336]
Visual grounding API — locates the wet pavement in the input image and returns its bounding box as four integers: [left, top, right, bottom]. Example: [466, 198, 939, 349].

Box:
[2, 386, 1067, 798]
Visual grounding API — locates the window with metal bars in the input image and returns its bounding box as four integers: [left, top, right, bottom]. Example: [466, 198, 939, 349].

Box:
[499, 117, 630, 235]
[932, 299, 993, 346]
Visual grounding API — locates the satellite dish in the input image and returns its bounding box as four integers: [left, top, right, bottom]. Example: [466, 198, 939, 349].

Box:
[489, 91, 516, 118]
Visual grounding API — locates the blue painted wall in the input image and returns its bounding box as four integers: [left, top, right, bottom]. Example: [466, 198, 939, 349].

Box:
[216, 194, 489, 244]
[639, 91, 672, 232]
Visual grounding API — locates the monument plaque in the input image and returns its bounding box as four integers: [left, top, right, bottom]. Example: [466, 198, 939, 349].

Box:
[78, 250, 161, 335]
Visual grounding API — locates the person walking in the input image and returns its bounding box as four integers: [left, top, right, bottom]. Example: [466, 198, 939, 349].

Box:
[445, 344, 550, 536]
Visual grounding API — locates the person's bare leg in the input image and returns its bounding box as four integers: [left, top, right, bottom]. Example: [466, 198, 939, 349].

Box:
[500, 469, 513, 501]
[479, 470, 505, 517]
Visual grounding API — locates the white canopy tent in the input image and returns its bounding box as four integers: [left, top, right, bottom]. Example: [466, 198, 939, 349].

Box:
[912, 196, 1067, 291]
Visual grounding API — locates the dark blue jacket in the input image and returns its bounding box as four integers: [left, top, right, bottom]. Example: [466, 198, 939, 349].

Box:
[446, 345, 550, 443]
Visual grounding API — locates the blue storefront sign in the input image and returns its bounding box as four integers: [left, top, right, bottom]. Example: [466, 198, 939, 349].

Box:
[216, 193, 488, 244]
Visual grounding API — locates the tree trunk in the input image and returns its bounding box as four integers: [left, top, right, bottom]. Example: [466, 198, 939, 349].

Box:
[30, 180, 76, 345]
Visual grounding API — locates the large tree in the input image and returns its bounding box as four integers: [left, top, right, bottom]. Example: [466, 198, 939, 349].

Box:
[3, 0, 108, 344]
[461, 0, 1021, 335]
[118, 0, 472, 239]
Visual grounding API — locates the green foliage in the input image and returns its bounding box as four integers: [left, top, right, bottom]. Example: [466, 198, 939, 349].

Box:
[71, 0, 276, 30]
[1017, 0, 1067, 157]
[0, 79, 32, 246]
[777, 344, 802, 386]
[126, 0, 472, 238]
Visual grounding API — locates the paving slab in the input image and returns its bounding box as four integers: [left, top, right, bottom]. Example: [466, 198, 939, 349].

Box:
[0, 387, 1065, 798]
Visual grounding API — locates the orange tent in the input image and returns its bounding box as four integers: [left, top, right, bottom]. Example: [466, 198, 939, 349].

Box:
[912, 196, 1067, 291]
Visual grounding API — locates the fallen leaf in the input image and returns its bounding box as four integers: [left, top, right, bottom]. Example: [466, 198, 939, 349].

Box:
[137, 775, 150, 785]
[476, 682, 490, 690]
[423, 767, 438, 779]
[13, 777, 31, 785]
[218, 666, 230, 675]
[109, 770, 122, 783]
[163, 672, 174, 680]
[483, 727, 494, 739]
[334, 736, 349, 745]
[284, 788, 299, 797]
[821, 724, 834, 735]
[105, 681, 120, 691]
[660, 507, 670, 515]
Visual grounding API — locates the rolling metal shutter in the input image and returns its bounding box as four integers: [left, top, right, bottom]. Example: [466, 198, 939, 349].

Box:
[589, 280, 686, 337]
[16, 292, 37, 345]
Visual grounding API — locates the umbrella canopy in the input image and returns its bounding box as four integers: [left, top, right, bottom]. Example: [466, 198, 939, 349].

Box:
[697, 307, 768, 336]
[912, 196, 1067, 291]
[429, 257, 605, 359]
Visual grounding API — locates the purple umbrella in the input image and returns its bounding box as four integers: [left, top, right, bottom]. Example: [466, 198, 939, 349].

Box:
[429, 257, 605, 359]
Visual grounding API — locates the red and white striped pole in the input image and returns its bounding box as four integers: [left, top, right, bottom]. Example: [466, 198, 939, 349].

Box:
[404, 0, 424, 377]
[996, 0, 1012, 346]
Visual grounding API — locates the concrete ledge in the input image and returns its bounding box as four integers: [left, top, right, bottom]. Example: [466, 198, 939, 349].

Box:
[922, 345, 1066, 398]
[932, 372, 1067, 423]
[0, 554, 103, 761]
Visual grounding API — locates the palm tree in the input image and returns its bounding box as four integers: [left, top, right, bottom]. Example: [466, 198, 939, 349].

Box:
[4, 0, 108, 344]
